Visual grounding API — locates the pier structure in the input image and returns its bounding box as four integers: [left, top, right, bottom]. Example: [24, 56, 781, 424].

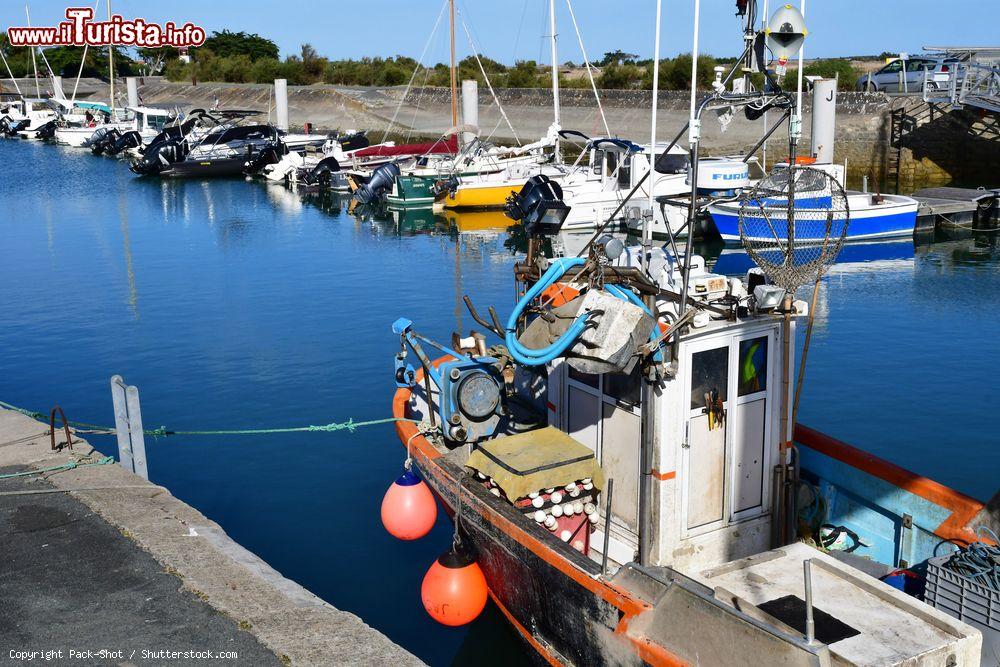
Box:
[0, 407, 423, 667]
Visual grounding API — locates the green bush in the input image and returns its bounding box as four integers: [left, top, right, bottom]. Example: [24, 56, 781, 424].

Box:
[802, 58, 860, 90]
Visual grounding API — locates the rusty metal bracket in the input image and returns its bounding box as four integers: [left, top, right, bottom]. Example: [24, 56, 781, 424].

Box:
[49, 405, 74, 451]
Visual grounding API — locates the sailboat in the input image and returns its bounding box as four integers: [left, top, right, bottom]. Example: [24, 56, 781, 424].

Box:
[384, 2, 995, 665]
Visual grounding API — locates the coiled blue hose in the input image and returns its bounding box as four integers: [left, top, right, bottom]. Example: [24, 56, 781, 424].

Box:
[505, 258, 665, 366]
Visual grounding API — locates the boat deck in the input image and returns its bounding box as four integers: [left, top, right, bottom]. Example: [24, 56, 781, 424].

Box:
[691, 542, 981, 665]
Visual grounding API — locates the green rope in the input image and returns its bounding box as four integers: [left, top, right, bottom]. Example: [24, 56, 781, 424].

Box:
[0, 399, 421, 439]
[0, 456, 115, 480]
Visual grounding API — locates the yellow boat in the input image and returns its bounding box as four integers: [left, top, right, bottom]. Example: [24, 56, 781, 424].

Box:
[438, 182, 520, 210]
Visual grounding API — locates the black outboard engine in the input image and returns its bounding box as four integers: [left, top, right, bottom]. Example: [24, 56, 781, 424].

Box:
[129, 137, 187, 176]
[242, 139, 286, 176]
[106, 130, 142, 156]
[35, 120, 57, 140]
[88, 127, 119, 154]
[300, 156, 341, 187]
[338, 131, 369, 152]
[355, 162, 400, 204]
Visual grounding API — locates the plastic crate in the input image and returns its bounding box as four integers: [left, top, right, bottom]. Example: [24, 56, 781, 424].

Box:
[924, 554, 1000, 658]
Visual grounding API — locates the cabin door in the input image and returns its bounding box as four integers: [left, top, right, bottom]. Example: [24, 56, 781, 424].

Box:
[681, 330, 775, 536]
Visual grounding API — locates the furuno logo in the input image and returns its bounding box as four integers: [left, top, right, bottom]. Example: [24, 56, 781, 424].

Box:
[6, 7, 206, 48]
[712, 170, 750, 180]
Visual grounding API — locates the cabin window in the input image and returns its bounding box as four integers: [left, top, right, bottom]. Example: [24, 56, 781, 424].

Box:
[592, 150, 604, 176]
[690, 347, 728, 410]
[604, 366, 641, 406]
[617, 156, 632, 187]
[738, 337, 768, 396]
[568, 365, 599, 389]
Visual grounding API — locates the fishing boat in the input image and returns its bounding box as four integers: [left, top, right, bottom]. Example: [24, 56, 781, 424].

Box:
[383, 3, 996, 664]
[708, 166, 920, 243]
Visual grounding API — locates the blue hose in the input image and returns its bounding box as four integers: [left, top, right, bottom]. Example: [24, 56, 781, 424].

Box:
[506, 258, 664, 366]
[505, 258, 589, 366]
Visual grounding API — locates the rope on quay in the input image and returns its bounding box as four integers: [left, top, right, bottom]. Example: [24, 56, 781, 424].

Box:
[0, 399, 421, 439]
[0, 455, 116, 480]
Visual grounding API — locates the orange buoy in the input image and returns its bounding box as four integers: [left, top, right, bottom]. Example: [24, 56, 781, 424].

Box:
[381, 469, 437, 540]
[421, 546, 488, 626]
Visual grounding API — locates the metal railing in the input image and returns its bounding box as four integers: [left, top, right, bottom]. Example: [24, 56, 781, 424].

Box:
[924, 60, 1000, 113]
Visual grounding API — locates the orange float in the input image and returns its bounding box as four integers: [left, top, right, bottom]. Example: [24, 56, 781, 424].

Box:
[380, 469, 437, 540]
[421, 546, 488, 626]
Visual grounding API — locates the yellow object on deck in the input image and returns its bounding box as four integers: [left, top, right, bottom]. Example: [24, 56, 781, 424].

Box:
[466, 426, 604, 501]
[442, 183, 519, 210]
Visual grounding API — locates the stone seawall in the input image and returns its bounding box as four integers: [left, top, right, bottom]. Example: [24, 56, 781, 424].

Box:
[5, 75, 996, 191]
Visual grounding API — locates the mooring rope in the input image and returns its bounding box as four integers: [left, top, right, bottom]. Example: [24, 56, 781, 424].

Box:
[0, 455, 115, 480]
[0, 399, 420, 439]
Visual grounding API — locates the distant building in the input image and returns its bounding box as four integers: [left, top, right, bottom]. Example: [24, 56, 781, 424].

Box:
[178, 47, 191, 64]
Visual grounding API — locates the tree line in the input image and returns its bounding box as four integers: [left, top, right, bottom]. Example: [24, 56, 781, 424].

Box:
[1, 30, 862, 92]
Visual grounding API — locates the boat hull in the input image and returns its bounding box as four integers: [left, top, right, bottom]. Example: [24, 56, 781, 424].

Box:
[709, 197, 920, 243]
[160, 157, 248, 179]
[386, 175, 437, 207]
[441, 183, 519, 210]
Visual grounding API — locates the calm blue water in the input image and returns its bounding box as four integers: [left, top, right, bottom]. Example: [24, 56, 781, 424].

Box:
[1, 141, 997, 663]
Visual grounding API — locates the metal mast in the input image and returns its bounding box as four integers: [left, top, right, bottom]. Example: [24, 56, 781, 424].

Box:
[449, 0, 458, 126]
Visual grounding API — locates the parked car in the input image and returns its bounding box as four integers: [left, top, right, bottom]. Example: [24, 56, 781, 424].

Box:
[856, 56, 961, 93]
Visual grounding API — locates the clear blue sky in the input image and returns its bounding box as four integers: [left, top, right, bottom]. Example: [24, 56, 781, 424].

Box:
[3, 1, 995, 63]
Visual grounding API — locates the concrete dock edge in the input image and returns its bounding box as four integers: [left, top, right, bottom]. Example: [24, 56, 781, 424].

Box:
[0, 407, 423, 666]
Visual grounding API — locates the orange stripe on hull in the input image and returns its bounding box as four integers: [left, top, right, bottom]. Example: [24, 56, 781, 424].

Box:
[794, 424, 986, 544]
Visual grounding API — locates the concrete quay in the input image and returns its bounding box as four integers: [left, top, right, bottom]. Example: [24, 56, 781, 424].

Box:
[0, 407, 422, 667]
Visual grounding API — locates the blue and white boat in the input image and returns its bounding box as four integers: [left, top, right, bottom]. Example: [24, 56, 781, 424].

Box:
[710, 190, 920, 243]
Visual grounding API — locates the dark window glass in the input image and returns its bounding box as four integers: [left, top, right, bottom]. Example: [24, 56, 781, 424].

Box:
[617, 155, 631, 187]
[739, 336, 768, 396]
[691, 347, 728, 410]
[604, 366, 641, 406]
[568, 365, 599, 389]
[592, 150, 604, 176]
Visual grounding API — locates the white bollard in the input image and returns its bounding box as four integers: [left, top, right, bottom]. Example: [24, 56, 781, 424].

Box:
[461, 79, 478, 145]
[274, 78, 289, 131]
[810, 78, 837, 164]
[110, 375, 149, 480]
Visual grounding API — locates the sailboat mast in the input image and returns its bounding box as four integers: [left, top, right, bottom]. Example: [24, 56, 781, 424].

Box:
[108, 0, 116, 118]
[25, 5, 40, 97]
[449, 0, 457, 127]
[549, 0, 560, 127]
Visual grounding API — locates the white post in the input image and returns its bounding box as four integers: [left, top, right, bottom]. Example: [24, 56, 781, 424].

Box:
[688, 0, 701, 145]
[274, 78, 289, 131]
[810, 78, 836, 163]
[126, 76, 139, 109]
[461, 79, 478, 145]
[110, 375, 149, 480]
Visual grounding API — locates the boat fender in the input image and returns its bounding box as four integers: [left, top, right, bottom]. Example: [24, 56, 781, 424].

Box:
[380, 468, 437, 541]
[421, 545, 488, 626]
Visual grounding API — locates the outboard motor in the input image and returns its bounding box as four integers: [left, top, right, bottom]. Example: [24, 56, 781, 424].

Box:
[301, 156, 341, 187]
[338, 131, 369, 152]
[88, 127, 119, 154]
[106, 130, 142, 156]
[35, 120, 57, 140]
[129, 137, 187, 176]
[243, 140, 286, 176]
[355, 162, 400, 204]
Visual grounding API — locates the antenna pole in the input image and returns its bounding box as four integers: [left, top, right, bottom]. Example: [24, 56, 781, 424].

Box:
[645, 0, 662, 273]
[108, 0, 116, 118]
[549, 0, 560, 160]
[25, 5, 40, 97]
[449, 0, 457, 127]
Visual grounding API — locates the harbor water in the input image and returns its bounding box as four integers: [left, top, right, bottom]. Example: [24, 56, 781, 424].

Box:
[1, 140, 998, 664]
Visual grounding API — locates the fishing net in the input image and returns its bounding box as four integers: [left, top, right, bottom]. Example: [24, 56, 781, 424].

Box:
[738, 166, 850, 291]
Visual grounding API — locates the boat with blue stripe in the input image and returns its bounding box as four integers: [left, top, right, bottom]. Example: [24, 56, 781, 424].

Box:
[710, 191, 919, 243]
